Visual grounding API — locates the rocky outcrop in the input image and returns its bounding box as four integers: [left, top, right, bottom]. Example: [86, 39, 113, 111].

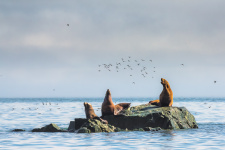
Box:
[12, 129, 25, 132]
[32, 123, 67, 132]
[68, 121, 75, 132]
[74, 104, 198, 132]
[76, 118, 162, 133]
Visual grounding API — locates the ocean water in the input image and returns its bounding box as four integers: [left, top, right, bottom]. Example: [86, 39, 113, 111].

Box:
[0, 97, 225, 150]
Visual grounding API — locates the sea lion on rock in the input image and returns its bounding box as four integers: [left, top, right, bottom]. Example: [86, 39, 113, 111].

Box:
[149, 78, 173, 107]
[84, 102, 108, 124]
[101, 89, 131, 117]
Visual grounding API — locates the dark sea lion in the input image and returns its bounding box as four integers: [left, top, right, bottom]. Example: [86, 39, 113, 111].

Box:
[149, 78, 173, 107]
[84, 102, 108, 124]
[101, 89, 131, 117]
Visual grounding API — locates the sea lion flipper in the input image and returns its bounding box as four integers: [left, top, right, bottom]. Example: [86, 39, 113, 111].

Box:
[114, 103, 131, 115]
[93, 117, 108, 124]
[149, 99, 160, 106]
[117, 103, 131, 109]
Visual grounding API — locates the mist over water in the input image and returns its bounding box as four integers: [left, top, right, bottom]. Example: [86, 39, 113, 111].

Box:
[0, 97, 225, 149]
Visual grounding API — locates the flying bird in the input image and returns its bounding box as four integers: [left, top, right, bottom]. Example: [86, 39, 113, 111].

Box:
[214, 81, 216, 83]
[67, 24, 69, 26]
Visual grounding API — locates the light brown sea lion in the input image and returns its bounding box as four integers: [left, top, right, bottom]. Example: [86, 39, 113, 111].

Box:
[84, 102, 108, 124]
[149, 78, 173, 107]
[101, 89, 131, 117]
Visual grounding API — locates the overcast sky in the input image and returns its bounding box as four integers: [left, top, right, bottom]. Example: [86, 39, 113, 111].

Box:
[0, 0, 225, 98]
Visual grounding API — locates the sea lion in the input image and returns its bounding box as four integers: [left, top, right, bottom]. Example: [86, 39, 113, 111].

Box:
[84, 102, 108, 124]
[101, 89, 131, 117]
[149, 78, 173, 107]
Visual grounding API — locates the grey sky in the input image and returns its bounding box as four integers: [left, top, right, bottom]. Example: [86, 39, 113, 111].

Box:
[0, 0, 225, 97]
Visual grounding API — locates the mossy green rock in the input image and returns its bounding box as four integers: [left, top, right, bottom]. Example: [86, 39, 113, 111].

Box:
[77, 127, 91, 133]
[77, 119, 120, 133]
[32, 123, 67, 132]
[102, 105, 198, 130]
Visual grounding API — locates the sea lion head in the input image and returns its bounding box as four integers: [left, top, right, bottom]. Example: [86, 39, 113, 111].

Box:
[104, 89, 112, 100]
[84, 102, 92, 110]
[161, 78, 169, 85]
[103, 89, 114, 105]
[105, 89, 111, 96]
[161, 78, 170, 88]
[84, 102, 97, 119]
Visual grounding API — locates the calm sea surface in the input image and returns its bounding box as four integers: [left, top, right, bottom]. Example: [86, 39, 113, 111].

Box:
[0, 97, 225, 150]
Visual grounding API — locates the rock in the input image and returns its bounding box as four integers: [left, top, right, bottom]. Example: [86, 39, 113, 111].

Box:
[77, 119, 120, 133]
[77, 127, 91, 133]
[68, 121, 75, 132]
[75, 118, 88, 130]
[103, 104, 198, 130]
[32, 123, 67, 132]
[133, 128, 145, 131]
[143, 127, 161, 131]
[12, 129, 25, 132]
[75, 104, 198, 133]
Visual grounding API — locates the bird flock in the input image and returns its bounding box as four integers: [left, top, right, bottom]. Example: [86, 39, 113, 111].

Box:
[97, 57, 158, 84]
[10, 102, 61, 113]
